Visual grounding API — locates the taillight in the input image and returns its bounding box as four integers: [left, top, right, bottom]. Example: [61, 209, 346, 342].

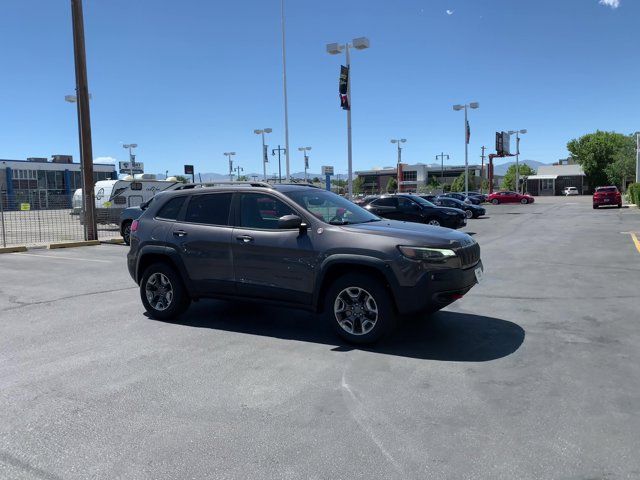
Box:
[131, 220, 139, 232]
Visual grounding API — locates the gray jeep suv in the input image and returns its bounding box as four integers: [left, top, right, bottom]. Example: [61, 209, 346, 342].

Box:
[127, 183, 482, 344]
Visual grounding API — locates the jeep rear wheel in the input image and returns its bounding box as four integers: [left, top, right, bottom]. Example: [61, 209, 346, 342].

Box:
[140, 263, 190, 320]
[324, 273, 396, 344]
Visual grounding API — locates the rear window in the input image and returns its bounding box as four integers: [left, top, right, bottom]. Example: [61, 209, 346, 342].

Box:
[184, 193, 232, 225]
[156, 196, 186, 220]
[596, 187, 617, 193]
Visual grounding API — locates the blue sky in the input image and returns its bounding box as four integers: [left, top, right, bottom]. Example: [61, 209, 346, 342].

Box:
[1, 0, 638, 176]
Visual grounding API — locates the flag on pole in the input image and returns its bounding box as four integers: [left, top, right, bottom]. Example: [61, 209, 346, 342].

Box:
[466, 120, 471, 144]
[339, 65, 350, 110]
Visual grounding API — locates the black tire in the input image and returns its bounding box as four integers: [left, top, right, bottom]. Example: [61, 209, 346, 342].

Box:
[324, 273, 397, 344]
[593, 205, 598, 209]
[426, 218, 441, 226]
[121, 220, 132, 245]
[618, 203, 622, 208]
[491, 199, 499, 205]
[140, 262, 190, 320]
[520, 198, 528, 204]
[465, 209, 473, 219]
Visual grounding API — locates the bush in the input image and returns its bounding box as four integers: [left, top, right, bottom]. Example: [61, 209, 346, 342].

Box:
[627, 183, 640, 207]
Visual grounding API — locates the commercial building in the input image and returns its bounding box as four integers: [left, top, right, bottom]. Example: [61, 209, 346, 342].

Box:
[0, 155, 116, 209]
[525, 162, 587, 196]
[355, 163, 488, 194]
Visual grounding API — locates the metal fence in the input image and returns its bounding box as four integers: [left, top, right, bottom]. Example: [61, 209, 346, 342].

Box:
[0, 191, 120, 247]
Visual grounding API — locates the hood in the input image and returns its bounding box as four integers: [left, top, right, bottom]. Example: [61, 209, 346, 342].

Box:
[340, 219, 474, 248]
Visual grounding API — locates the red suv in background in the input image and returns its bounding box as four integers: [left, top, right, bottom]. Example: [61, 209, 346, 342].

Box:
[488, 191, 535, 205]
[592, 186, 622, 209]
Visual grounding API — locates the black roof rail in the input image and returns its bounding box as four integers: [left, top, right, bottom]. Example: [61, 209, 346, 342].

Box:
[276, 182, 322, 189]
[171, 181, 273, 190]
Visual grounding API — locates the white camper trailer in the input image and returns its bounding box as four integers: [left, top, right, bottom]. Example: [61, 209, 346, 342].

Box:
[81, 175, 179, 224]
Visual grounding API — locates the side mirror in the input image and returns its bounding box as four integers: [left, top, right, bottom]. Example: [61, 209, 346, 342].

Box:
[278, 214, 307, 231]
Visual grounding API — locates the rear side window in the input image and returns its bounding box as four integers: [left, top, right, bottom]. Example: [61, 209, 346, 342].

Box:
[156, 196, 186, 220]
[185, 193, 232, 225]
[373, 197, 397, 207]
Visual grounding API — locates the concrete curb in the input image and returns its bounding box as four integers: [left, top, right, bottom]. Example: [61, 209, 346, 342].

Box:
[101, 238, 125, 244]
[48, 240, 101, 249]
[0, 246, 28, 254]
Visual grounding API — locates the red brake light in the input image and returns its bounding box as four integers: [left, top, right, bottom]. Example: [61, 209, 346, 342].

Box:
[131, 220, 139, 232]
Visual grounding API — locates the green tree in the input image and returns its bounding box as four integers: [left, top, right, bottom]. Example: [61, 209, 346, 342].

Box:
[386, 177, 397, 193]
[175, 175, 189, 183]
[353, 176, 365, 195]
[604, 138, 636, 188]
[237, 175, 248, 181]
[312, 177, 321, 183]
[502, 164, 535, 191]
[567, 131, 635, 188]
[450, 173, 466, 192]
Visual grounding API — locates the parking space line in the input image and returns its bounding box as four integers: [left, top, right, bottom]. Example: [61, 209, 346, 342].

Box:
[631, 233, 640, 255]
[9, 252, 112, 263]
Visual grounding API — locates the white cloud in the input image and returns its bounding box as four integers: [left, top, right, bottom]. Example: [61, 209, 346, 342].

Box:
[599, 0, 620, 8]
[94, 156, 117, 164]
[446, 9, 454, 15]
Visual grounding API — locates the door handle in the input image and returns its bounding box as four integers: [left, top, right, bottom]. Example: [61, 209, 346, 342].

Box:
[236, 235, 254, 243]
[173, 230, 187, 237]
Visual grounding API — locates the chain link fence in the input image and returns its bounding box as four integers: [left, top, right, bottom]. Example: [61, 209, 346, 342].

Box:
[0, 191, 121, 248]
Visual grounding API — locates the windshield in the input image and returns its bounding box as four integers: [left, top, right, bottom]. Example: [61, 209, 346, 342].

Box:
[285, 189, 380, 225]
[411, 196, 436, 207]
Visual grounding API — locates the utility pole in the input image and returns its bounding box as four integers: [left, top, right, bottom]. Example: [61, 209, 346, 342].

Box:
[71, 0, 97, 240]
[636, 132, 640, 184]
[435, 152, 450, 191]
[224, 152, 236, 181]
[480, 146, 486, 194]
[272, 145, 286, 183]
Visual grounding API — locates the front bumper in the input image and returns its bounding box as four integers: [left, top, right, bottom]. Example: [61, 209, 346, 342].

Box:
[393, 260, 483, 314]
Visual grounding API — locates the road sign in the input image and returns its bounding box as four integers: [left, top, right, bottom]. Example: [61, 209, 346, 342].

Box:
[322, 166, 334, 175]
[184, 165, 194, 175]
[119, 161, 144, 174]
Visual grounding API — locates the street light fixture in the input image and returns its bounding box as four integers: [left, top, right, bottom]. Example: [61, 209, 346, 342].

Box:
[224, 152, 236, 182]
[507, 129, 528, 193]
[326, 36, 370, 199]
[298, 147, 312, 182]
[254, 128, 272, 181]
[122, 143, 138, 177]
[390, 139, 407, 192]
[452, 101, 480, 195]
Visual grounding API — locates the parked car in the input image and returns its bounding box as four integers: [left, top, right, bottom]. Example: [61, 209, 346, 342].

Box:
[364, 194, 467, 229]
[488, 191, 535, 204]
[563, 187, 579, 196]
[354, 194, 380, 206]
[430, 196, 486, 219]
[440, 192, 482, 205]
[466, 191, 489, 202]
[128, 184, 482, 344]
[592, 186, 622, 209]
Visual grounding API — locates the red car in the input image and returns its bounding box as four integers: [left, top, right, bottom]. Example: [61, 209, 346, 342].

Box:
[488, 191, 535, 205]
[592, 186, 622, 209]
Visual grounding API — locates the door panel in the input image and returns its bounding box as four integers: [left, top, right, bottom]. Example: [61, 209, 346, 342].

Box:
[170, 193, 235, 295]
[232, 193, 317, 304]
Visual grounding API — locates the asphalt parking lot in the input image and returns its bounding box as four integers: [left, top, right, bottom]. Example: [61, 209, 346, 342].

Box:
[1, 195, 639, 479]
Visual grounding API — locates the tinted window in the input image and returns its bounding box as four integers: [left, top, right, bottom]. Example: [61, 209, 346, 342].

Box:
[156, 196, 186, 220]
[239, 193, 295, 229]
[372, 197, 397, 207]
[285, 189, 380, 225]
[596, 187, 617, 193]
[185, 193, 232, 225]
[397, 197, 416, 208]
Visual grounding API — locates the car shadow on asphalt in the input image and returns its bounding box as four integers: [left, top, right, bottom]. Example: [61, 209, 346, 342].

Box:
[147, 301, 525, 362]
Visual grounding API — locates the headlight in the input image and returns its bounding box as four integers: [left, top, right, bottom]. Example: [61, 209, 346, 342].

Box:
[398, 246, 456, 262]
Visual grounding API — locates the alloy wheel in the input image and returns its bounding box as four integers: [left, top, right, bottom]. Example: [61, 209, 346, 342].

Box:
[334, 287, 378, 336]
[145, 273, 174, 311]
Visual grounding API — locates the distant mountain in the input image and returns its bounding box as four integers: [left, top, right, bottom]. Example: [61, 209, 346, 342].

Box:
[492, 160, 548, 176]
[157, 171, 329, 182]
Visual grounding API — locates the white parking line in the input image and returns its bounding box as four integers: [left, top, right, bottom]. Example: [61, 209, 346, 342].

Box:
[8, 252, 112, 263]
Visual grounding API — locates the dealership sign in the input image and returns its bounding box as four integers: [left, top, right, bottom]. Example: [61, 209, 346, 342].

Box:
[119, 161, 144, 174]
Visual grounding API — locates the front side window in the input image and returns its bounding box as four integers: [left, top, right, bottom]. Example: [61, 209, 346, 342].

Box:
[184, 193, 232, 225]
[397, 197, 416, 208]
[156, 196, 186, 220]
[285, 189, 380, 225]
[238, 193, 295, 229]
[372, 197, 397, 207]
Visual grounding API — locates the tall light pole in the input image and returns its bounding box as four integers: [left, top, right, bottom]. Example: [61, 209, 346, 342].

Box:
[508, 129, 527, 193]
[224, 152, 236, 182]
[635, 131, 640, 184]
[327, 37, 370, 199]
[65, 94, 87, 239]
[280, 0, 291, 181]
[390, 139, 406, 192]
[436, 153, 450, 190]
[122, 143, 138, 177]
[298, 147, 312, 182]
[254, 128, 272, 181]
[453, 102, 479, 196]
[235, 165, 244, 181]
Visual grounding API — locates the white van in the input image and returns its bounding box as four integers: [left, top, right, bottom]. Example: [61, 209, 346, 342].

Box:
[80, 175, 180, 224]
[563, 186, 579, 196]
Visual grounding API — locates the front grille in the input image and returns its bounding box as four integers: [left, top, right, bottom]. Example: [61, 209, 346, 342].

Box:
[457, 242, 480, 268]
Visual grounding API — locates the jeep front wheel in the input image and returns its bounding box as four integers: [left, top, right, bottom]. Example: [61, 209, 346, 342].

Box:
[324, 273, 396, 344]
